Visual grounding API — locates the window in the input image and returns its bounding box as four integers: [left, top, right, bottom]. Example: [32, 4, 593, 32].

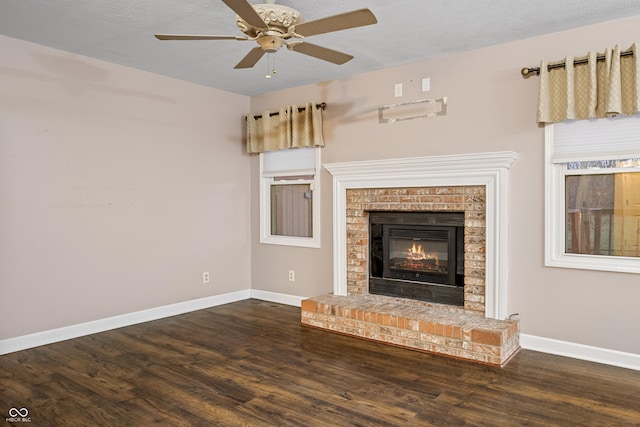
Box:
[259, 147, 320, 247]
[545, 115, 640, 273]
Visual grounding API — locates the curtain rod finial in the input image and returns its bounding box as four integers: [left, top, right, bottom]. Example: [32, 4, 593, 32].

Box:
[521, 67, 533, 77]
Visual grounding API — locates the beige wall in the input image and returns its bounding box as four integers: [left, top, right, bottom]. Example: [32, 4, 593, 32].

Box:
[0, 35, 251, 339]
[3, 15, 639, 356]
[250, 15, 640, 354]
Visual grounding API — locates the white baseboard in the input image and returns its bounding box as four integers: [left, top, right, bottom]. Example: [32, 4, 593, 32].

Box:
[0, 290, 251, 355]
[520, 334, 640, 372]
[250, 289, 306, 307]
[6, 294, 637, 373]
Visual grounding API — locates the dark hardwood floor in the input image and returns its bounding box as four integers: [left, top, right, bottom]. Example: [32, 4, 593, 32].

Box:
[1, 299, 639, 426]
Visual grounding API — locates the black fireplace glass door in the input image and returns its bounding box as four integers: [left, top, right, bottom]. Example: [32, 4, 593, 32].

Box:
[383, 226, 456, 285]
[389, 237, 449, 274]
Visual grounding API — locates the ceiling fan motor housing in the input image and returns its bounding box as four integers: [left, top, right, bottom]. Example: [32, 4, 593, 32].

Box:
[236, 4, 304, 39]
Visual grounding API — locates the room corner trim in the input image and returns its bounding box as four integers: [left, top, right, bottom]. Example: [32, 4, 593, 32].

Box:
[249, 289, 306, 307]
[520, 334, 640, 371]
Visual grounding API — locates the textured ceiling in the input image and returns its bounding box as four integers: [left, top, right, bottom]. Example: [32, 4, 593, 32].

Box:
[2, 0, 640, 96]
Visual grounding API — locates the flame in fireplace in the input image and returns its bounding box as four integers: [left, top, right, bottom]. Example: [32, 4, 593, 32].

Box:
[404, 243, 439, 267]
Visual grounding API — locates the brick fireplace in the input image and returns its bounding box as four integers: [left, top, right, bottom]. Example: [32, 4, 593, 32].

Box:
[301, 152, 521, 366]
[346, 186, 486, 311]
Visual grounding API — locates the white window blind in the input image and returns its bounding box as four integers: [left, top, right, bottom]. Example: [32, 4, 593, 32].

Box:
[262, 147, 316, 176]
[259, 146, 321, 248]
[552, 116, 640, 163]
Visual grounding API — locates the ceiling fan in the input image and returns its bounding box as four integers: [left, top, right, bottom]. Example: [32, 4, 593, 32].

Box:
[154, 0, 377, 69]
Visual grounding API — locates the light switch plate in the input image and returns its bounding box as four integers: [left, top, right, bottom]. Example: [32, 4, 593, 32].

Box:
[422, 77, 431, 92]
[394, 83, 403, 97]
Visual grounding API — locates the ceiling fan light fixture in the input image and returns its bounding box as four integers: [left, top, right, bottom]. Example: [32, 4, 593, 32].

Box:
[257, 34, 284, 53]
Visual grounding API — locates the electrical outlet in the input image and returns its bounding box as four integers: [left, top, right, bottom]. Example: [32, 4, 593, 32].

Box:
[288, 270, 295, 282]
[203, 272, 210, 284]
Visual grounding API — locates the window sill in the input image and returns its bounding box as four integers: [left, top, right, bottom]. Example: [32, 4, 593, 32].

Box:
[260, 235, 320, 248]
[545, 252, 640, 274]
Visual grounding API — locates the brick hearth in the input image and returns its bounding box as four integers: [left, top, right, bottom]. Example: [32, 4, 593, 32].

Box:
[301, 294, 519, 366]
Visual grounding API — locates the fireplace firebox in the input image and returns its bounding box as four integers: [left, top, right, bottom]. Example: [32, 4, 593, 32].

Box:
[369, 211, 465, 306]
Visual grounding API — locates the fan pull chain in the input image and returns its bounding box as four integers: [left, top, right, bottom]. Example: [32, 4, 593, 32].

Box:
[265, 53, 277, 79]
[265, 53, 271, 79]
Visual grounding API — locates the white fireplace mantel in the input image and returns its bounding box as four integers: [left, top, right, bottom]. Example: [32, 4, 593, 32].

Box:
[324, 151, 518, 320]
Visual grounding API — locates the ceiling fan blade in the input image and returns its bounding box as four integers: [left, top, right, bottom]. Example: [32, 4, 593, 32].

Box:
[221, 0, 268, 30]
[290, 42, 353, 65]
[234, 47, 266, 69]
[155, 34, 248, 41]
[293, 8, 377, 37]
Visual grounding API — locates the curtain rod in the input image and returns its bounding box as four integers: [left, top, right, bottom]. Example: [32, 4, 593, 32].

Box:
[247, 102, 326, 120]
[521, 49, 635, 77]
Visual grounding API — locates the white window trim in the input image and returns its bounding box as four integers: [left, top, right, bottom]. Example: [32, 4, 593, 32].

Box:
[544, 123, 640, 273]
[259, 147, 321, 248]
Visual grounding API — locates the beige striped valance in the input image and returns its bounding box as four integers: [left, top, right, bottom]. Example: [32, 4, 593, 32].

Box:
[537, 43, 639, 123]
[246, 102, 325, 154]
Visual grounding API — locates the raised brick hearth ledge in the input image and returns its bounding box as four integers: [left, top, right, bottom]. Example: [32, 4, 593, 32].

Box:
[301, 294, 520, 366]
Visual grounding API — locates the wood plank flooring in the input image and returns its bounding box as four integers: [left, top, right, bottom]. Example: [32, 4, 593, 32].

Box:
[1, 299, 640, 426]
